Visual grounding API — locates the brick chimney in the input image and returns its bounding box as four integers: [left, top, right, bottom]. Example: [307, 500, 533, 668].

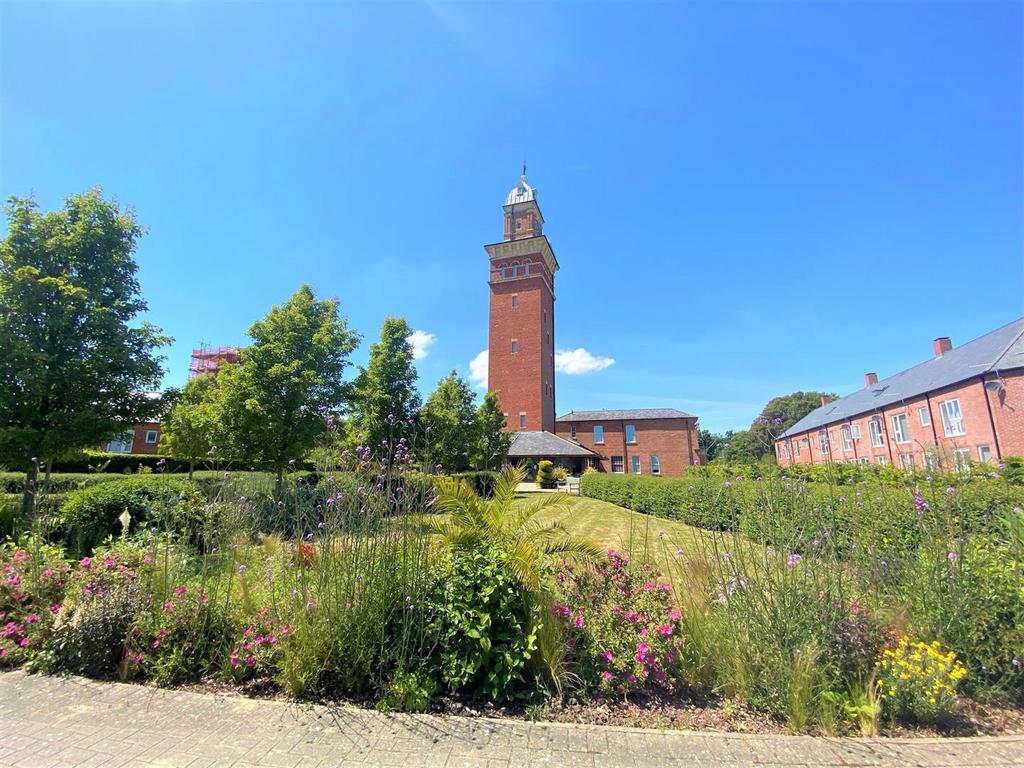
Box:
[865, 372, 878, 387]
[933, 337, 952, 357]
[820, 395, 835, 406]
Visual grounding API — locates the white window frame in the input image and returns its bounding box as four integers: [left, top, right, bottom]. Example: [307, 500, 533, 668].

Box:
[794, 440, 801, 457]
[940, 399, 965, 437]
[841, 425, 853, 452]
[850, 424, 861, 440]
[610, 455, 624, 474]
[954, 447, 971, 472]
[144, 430, 159, 444]
[625, 424, 636, 444]
[978, 445, 993, 463]
[818, 429, 830, 454]
[891, 413, 910, 444]
[869, 417, 884, 448]
[878, 455, 889, 465]
[105, 433, 134, 454]
[923, 452, 937, 471]
[593, 425, 604, 444]
[858, 457, 870, 465]
[899, 453, 916, 469]
[650, 455, 661, 475]
[919, 407, 930, 427]
[631, 455, 641, 474]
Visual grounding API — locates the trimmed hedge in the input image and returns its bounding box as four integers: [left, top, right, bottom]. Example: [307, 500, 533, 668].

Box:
[579, 471, 742, 530]
[451, 471, 500, 498]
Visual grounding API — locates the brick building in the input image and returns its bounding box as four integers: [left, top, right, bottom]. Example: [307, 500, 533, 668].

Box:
[103, 421, 162, 455]
[485, 171, 701, 478]
[554, 409, 700, 477]
[775, 318, 1024, 471]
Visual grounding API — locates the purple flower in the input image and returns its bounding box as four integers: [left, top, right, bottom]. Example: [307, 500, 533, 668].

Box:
[946, 486, 956, 496]
[786, 553, 802, 568]
[947, 551, 959, 562]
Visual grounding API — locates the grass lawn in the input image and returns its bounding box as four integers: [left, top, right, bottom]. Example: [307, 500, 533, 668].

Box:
[527, 493, 723, 580]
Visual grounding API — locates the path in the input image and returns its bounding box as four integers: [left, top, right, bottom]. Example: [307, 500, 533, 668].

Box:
[1, 672, 1021, 767]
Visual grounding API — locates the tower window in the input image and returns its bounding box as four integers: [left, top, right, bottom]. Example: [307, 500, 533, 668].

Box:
[594, 425, 604, 444]
[523, 262, 530, 275]
[571, 424, 577, 438]
[511, 339, 518, 354]
[511, 294, 518, 308]
[519, 413, 526, 429]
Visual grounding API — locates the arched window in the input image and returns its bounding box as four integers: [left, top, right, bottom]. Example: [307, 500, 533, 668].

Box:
[510, 261, 521, 277]
[522, 262, 530, 276]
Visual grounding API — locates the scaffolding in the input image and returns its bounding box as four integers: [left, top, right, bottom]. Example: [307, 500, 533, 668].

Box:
[189, 346, 240, 378]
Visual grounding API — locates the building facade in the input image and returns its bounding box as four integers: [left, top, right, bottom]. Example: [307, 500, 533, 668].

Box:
[485, 172, 558, 433]
[776, 320, 1024, 470]
[103, 421, 162, 454]
[555, 409, 700, 478]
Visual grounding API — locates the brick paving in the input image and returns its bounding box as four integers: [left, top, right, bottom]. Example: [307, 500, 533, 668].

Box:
[1, 671, 1021, 767]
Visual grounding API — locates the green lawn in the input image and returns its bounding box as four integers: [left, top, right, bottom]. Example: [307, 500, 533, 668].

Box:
[527, 493, 719, 577]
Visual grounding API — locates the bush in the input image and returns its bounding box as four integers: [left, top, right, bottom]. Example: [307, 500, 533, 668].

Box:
[423, 548, 538, 702]
[876, 637, 966, 722]
[555, 551, 685, 696]
[59, 477, 190, 555]
[0, 536, 71, 666]
[580, 471, 741, 530]
[450, 471, 499, 498]
[536, 460, 556, 489]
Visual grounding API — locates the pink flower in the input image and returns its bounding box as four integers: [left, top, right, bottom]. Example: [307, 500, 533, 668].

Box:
[657, 624, 674, 637]
[643, 581, 655, 592]
[601, 671, 613, 682]
[268, 635, 278, 645]
[50, 603, 60, 614]
[573, 615, 585, 629]
[25, 614, 38, 624]
[80, 557, 91, 568]
[635, 643, 651, 662]
[13, 550, 29, 563]
[245, 655, 256, 667]
[229, 652, 240, 666]
[162, 601, 175, 612]
[19, 637, 29, 647]
[602, 650, 614, 662]
[173, 585, 187, 596]
[670, 609, 681, 621]
[151, 640, 160, 649]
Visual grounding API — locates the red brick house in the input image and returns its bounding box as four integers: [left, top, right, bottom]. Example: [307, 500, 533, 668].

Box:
[484, 171, 700, 477]
[775, 318, 1024, 471]
[554, 409, 700, 478]
[103, 421, 162, 454]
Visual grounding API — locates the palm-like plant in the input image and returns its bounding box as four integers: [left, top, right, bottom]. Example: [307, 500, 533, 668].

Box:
[427, 464, 601, 694]
[428, 464, 601, 593]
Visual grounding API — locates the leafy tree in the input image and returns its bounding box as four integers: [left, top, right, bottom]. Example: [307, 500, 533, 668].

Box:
[0, 191, 169, 517]
[421, 370, 477, 472]
[747, 391, 835, 460]
[160, 375, 223, 479]
[350, 317, 421, 455]
[471, 390, 510, 471]
[217, 284, 358, 496]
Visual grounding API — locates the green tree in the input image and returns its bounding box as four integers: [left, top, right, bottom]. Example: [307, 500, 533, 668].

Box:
[160, 375, 223, 479]
[747, 391, 835, 460]
[421, 370, 477, 472]
[350, 317, 421, 455]
[471, 390, 510, 471]
[218, 285, 358, 496]
[0, 191, 169, 517]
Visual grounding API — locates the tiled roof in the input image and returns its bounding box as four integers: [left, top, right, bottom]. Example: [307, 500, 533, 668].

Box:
[781, 317, 1024, 438]
[508, 430, 597, 458]
[556, 408, 695, 422]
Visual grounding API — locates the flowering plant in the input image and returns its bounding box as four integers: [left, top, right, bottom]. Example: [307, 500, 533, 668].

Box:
[225, 607, 293, 682]
[0, 538, 70, 665]
[555, 550, 684, 697]
[876, 636, 966, 721]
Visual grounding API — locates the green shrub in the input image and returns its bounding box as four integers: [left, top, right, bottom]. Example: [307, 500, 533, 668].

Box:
[536, 460, 556, 489]
[450, 471, 499, 498]
[59, 477, 190, 554]
[423, 548, 538, 702]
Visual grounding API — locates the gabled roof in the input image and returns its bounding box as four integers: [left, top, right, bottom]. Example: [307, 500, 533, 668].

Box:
[556, 408, 695, 422]
[508, 430, 597, 458]
[781, 317, 1024, 438]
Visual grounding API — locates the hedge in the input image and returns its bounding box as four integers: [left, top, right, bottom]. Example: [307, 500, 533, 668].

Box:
[450, 471, 500, 498]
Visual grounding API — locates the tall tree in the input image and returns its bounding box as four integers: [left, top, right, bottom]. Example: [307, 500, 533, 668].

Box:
[349, 317, 421, 456]
[471, 390, 511, 471]
[421, 371, 477, 472]
[218, 285, 359, 496]
[160, 375, 223, 480]
[0, 191, 169, 517]
[747, 390, 835, 460]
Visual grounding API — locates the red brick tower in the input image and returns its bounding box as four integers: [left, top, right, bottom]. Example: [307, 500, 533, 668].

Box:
[485, 170, 559, 432]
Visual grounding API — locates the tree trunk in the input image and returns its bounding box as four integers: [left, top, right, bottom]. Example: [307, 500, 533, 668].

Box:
[21, 463, 38, 522]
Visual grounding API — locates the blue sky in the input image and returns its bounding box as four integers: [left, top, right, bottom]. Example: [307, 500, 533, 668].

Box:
[2, 2, 1021, 433]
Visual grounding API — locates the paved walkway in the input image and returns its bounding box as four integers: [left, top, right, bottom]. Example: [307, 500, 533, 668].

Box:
[1, 672, 1021, 767]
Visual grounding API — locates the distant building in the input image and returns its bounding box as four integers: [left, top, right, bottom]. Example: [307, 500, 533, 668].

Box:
[484, 171, 700, 477]
[775, 318, 1024, 471]
[103, 421, 162, 455]
[189, 346, 240, 378]
[555, 409, 700, 478]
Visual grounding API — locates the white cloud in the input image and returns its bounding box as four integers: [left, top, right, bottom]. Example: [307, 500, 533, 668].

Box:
[408, 330, 437, 360]
[469, 349, 488, 389]
[555, 348, 615, 375]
